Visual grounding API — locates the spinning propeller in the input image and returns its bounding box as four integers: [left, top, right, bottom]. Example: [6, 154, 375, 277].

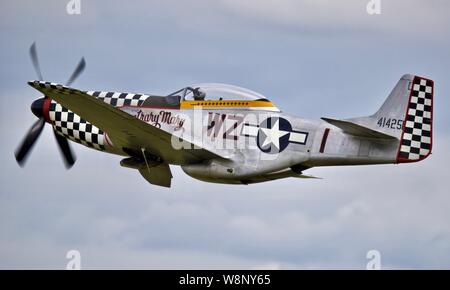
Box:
[15, 42, 86, 168]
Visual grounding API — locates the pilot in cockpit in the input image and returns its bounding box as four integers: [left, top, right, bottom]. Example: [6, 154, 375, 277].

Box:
[192, 87, 206, 101]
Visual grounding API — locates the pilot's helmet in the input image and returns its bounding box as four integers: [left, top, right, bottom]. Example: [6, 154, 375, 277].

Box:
[194, 88, 206, 100]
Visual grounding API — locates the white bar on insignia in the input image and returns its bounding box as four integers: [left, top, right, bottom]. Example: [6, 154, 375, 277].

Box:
[242, 125, 259, 137]
[289, 132, 307, 143]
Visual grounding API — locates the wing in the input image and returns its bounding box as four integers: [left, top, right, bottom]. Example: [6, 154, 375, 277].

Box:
[28, 81, 226, 165]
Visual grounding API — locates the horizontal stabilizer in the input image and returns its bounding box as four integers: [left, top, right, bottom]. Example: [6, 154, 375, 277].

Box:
[321, 117, 398, 140]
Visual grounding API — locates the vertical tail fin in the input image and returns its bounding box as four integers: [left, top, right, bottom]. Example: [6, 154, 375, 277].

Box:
[373, 74, 414, 122]
[345, 74, 434, 163]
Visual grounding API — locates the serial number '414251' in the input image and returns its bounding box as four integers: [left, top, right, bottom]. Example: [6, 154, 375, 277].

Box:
[377, 117, 403, 130]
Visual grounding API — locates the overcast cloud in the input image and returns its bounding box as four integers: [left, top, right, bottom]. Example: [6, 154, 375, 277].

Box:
[1, 0, 449, 269]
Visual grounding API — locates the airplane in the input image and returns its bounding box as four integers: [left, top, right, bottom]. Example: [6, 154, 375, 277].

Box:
[15, 43, 434, 187]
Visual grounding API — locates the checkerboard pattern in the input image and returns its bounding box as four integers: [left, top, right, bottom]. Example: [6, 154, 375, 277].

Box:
[398, 77, 433, 162]
[33, 81, 76, 95]
[30, 82, 150, 107]
[28, 81, 152, 152]
[49, 101, 106, 151]
[87, 91, 149, 107]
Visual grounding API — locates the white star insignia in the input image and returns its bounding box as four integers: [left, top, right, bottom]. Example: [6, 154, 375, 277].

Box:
[259, 119, 289, 149]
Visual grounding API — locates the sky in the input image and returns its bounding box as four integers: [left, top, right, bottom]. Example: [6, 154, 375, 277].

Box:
[1, 0, 450, 269]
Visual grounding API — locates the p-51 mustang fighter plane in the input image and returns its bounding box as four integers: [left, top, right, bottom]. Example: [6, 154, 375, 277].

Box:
[16, 43, 434, 187]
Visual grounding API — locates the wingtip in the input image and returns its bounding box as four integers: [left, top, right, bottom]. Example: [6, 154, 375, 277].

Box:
[27, 80, 69, 90]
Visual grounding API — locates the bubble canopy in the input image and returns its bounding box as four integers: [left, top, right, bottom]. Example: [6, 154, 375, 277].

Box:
[168, 83, 270, 102]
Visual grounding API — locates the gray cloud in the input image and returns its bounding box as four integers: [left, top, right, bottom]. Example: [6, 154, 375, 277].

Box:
[1, 0, 450, 269]
[1, 135, 449, 269]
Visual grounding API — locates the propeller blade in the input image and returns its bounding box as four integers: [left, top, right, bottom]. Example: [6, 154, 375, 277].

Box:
[29, 42, 44, 81]
[65, 57, 86, 86]
[15, 117, 46, 166]
[53, 129, 76, 168]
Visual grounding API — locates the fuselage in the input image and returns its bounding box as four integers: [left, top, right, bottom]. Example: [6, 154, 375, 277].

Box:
[22, 74, 434, 186]
[40, 85, 400, 184]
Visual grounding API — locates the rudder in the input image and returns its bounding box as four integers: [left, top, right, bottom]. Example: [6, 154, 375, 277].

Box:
[397, 76, 434, 162]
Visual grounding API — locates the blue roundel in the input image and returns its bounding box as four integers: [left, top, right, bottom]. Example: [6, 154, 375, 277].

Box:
[257, 117, 292, 154]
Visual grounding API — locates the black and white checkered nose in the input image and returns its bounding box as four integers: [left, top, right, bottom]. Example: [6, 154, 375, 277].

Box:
[31, 97, 45, 118]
